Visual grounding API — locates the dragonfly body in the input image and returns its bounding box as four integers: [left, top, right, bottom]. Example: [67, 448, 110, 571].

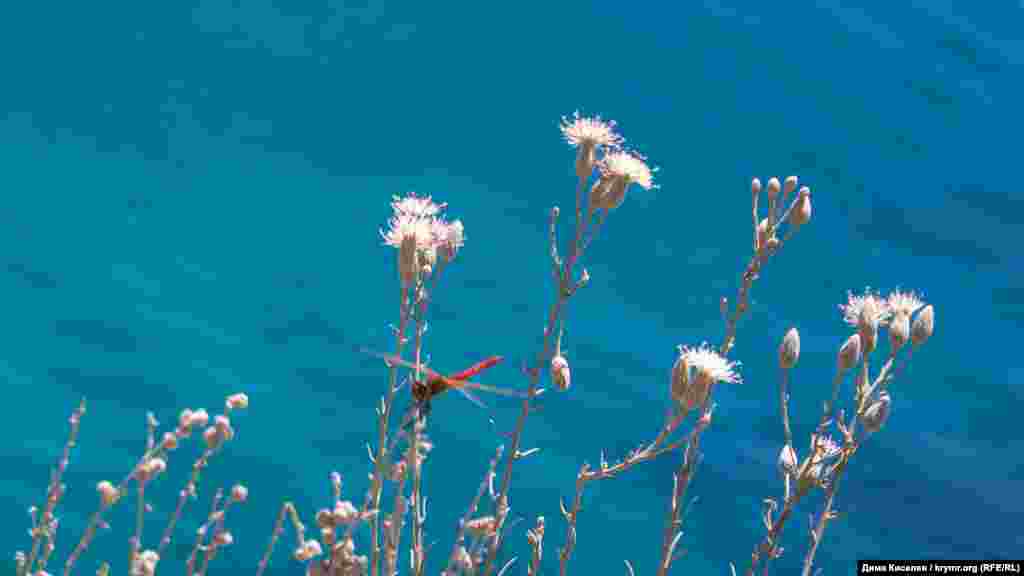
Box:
[413, 356, 504, 404]
[359, 348, 517, 411]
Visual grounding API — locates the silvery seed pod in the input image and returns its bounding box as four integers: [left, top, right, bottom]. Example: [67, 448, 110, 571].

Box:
[779, 328, 800, 370]
[777, 444, 798, 478]
[860, 391, 892, 433]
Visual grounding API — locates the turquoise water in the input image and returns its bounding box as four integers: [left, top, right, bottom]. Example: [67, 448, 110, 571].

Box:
[2, 1, 1021, 575]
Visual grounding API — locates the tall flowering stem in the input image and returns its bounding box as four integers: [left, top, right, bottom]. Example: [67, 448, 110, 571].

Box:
[481, 114, 653, 576]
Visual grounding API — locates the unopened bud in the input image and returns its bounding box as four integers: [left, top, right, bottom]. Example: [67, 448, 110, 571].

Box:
[860, 392, 891, 433]
[837, 334, 862, 374]
[231, 484, 248, 503]
[889, 311, 910, 353]
[767, 177, 781, 201]
[751, 178, 762, 198]
[783, 176, 798, 197]
[789, 187, 812, 228]
[757, 218, 770, 251]
[550, 355, 570, 391]
[777, 445, 798, 478]
[857, 298, 880, 354]
[225, 393, 249, 411]
[779, 328, 800, 370]
[97, 481, 120, 507]
[161, 432, 178, 451]
[911, 305, 934, 346]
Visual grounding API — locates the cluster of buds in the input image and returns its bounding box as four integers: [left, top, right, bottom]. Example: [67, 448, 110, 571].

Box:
[133, 457, 167, 484]
[752, 176, 811, 256]
[669, 343, 741, 414]
[380, 193, 465, 288]
[315, 500, 366, 530]
[202, 414, 235, 450]
[175, 408, 210, 438]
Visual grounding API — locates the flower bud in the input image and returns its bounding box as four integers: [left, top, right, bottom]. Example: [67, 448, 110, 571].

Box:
[757, 218, 770, 251]
[161, 432, 178, 451]
[231, 484, 248, 503]
[777, 444, 798, 478]
[857, 298, 880, 354]
[751, 178, 762, 198]
[860, 391, 891, 433]
[889, 311, 910, 353]
[225, 393, 249, 411]
[97, 480, 120, 507]
[837, 334, 861, 374]
[789, 187, 812, 228]
[911, 305, 934, 346]
[767, 177, 781, 201]
[550, 355, 570, 391]
[670, 354, 690, 408]
[778, 328, 800, 370]
[783, 176, 798, 197]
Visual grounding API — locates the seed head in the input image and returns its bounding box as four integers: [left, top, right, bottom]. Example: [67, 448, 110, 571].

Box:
[779, 328, 800, 370]
[911, 304, 934, 346]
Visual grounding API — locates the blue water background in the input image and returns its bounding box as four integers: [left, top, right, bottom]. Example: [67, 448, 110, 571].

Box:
[1, 1, 1021, 574]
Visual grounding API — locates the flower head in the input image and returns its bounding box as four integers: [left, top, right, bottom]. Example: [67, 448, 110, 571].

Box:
[887, 290, 925, 317]
[600, 150, 656, 190]
[559, 112, 623, 150]
[839, 288, 891, 328]
[679, 343, 741, 386]
[381, 193, 464, 286]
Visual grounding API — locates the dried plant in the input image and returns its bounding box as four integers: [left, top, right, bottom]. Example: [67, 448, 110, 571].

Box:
[12, 111, 936, 576]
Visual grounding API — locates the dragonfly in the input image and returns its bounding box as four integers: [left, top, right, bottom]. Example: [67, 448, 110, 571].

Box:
[359, 347, 524, 412]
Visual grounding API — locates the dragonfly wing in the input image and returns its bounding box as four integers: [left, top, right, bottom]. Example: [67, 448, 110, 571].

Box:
[359, 347, 442, 380]
[444, 377, 527, 398]
[453, 386, 488, 409]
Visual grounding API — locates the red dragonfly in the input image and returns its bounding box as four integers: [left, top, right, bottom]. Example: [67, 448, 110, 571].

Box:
[359, 348, 524, 410]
